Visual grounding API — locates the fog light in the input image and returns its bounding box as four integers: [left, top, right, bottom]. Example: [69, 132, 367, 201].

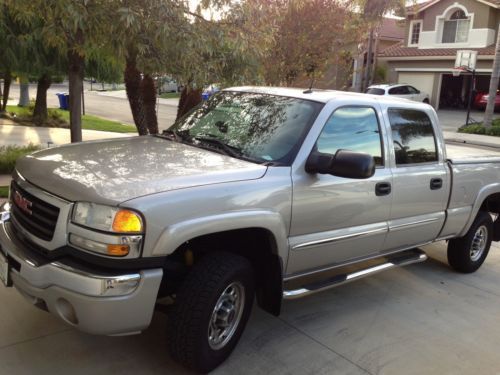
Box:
[69, 234, 134, 257]
[107, 244, 130, 256]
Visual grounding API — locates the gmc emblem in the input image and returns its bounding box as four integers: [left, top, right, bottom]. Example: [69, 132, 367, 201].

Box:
[14, 191, 32, 215]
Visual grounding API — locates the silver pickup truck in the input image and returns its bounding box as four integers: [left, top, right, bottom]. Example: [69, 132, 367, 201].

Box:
[2, 87, 500, 372]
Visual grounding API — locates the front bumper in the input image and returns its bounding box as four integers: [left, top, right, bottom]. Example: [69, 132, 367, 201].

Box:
[0, 202, 163, 336]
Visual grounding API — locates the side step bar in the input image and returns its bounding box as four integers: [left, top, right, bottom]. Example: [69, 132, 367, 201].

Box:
[283, 248, 427, 300]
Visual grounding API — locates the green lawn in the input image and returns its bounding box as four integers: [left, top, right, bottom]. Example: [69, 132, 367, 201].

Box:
[0, 186, 8, 198]
[159, 92, 180, 99]
[57, 111, 137, 133]
[6, 105, 137, 133]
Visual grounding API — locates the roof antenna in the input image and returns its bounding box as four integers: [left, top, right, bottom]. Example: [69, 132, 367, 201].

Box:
[303, 71, 315, 94]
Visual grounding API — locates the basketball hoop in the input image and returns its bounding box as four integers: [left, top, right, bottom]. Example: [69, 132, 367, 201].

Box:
[452, 67, 464, 77]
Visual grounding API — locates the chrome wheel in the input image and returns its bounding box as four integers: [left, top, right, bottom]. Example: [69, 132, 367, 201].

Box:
[470, 225, 487, 261]
[208, 281, 245, 350]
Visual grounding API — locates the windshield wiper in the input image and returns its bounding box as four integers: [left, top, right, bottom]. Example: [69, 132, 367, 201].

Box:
[194, 136, 242, 158]
[160, 129, 182, 142]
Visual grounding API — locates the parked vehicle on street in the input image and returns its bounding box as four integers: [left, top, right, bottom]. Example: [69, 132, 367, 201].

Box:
[366, 83, 430, 103]
[474, 90, 500, 111]
[2, 87, 500, 372]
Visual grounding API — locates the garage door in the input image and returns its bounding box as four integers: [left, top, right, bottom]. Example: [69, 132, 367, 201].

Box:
[398, 73, 435, 104]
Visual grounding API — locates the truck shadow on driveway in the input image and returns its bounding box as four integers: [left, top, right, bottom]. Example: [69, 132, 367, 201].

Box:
[3, 243, 500, 374]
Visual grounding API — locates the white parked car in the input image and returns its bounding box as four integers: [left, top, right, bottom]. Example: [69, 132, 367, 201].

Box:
[366, 84, 430, 103]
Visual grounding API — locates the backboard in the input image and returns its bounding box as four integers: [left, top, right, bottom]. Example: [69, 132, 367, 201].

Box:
[455, 50, 477, 70]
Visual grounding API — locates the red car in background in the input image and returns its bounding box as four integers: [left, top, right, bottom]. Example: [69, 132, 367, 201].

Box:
[474, 91, 500, 110]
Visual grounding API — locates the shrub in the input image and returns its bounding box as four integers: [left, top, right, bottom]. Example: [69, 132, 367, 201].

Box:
[458, 121, 500, 137]
[0, 144, 41, 174]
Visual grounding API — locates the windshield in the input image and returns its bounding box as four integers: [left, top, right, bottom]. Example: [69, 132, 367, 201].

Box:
[167, 91, 323, 165]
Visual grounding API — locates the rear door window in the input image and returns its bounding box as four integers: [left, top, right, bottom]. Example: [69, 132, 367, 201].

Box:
[388, 108, 437, 165]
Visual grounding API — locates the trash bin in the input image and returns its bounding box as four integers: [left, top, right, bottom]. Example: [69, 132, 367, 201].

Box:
[55, 93, 69, 110]
[63, 94, 69, 110]
[201, 92, 210, 101]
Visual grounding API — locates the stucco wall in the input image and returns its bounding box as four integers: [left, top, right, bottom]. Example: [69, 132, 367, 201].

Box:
[420, 0, 493, 31]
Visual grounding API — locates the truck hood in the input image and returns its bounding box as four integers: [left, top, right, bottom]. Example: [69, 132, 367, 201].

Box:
[16, 136, 267, 204]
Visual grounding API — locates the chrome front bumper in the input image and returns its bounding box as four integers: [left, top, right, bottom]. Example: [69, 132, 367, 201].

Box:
[0, 202, 163, 336]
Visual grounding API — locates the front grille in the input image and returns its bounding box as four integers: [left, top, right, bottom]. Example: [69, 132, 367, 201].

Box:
[10, 181, 60, 241]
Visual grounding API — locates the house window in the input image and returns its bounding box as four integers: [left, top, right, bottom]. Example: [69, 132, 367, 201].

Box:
[442, 9, 469, 43]
[410, 21, 421, 45]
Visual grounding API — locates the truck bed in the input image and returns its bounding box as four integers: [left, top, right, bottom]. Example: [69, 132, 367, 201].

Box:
[446, 142, 500, 164]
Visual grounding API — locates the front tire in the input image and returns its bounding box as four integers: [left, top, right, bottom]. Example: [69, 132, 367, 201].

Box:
[447, 211, 493, 273]
[167, 252, 255, 373]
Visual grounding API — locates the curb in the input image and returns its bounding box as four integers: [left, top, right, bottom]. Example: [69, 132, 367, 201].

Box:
[444, 137, 500, 150]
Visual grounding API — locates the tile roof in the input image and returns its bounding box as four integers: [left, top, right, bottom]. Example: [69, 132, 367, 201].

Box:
[378, 18, 405, 40]
[378, 41, 496, 57]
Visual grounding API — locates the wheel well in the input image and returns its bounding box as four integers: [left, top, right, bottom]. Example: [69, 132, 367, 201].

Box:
[168, 228, 283, 316]
[480, 193, 500, 241]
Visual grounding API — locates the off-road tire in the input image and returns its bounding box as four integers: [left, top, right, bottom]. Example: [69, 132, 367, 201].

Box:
[447, 211, 493, 273]
[167, 252, 255, 373]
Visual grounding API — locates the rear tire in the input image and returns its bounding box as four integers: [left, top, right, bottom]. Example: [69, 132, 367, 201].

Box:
[447, 211, 493, 273]
[167, 252, 255, 373]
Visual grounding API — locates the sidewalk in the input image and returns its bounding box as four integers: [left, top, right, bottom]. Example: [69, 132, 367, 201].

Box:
[443, 130, 500, 149]
[0, 123, 134, 147]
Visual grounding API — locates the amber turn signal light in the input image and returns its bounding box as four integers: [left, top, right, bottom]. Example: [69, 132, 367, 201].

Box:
[107, 244, 130, 256]
[112, 210, 143, 233]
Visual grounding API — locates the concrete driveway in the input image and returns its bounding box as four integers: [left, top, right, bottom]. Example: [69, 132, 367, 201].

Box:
[2, 240, 500, 374]
[436, 109, 499, 132]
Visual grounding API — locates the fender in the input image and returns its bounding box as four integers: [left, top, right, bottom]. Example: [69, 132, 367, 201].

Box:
[457, 182, 500, 238]
[151, 209, 290, 263]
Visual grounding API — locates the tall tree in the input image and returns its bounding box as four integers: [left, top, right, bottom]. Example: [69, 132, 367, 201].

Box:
[0, 3, 21, 112]
[9, 0, 112, 142]
[360, 0, 406, 90]
[484, 29, 500, 128]
[262, 0, 360, 87]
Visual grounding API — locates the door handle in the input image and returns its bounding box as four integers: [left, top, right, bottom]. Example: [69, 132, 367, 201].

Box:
[430, 178, 443, 190]
[375, 182, 391, 196]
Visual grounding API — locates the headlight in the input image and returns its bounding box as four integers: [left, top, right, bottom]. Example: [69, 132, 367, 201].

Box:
[72, 202, 143, 233]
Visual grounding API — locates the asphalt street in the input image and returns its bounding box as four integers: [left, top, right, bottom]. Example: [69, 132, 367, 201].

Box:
[6, 82, 178, 130]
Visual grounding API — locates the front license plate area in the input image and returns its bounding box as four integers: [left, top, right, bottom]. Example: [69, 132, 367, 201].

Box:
[0, 251, 12, 287]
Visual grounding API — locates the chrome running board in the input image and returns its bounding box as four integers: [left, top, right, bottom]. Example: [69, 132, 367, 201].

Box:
[283, 248, 427, 300]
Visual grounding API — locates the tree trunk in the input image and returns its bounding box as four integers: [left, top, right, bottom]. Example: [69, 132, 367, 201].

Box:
[33, 73, 52, 126]
[124, 54, 147, 135]
[176, 86, 202, 121]
[1, 72, 11, 112]
[363, 28, 374, 92]
[141, 74, 158, 134]
[18, 77, 30, 107]
[0, 77, 2, 110]
[484, 30, 500, 128]
[68, 48, 84, 142]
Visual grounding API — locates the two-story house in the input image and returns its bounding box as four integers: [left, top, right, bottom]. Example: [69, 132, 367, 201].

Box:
[378, 0, 499, 109]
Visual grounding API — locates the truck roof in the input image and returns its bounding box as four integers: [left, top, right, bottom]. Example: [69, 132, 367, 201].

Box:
[225, 86, 417, 106]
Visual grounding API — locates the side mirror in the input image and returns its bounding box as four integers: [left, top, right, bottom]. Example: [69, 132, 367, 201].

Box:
[305, 149, 375, 179]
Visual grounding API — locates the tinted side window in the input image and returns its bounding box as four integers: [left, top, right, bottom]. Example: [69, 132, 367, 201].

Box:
[317, 107, 383, 166]
[366, 88, 385, 95]
[407, 86, 419, 94]
[389, 87, 401, 95]
[388, 108, 437, 165]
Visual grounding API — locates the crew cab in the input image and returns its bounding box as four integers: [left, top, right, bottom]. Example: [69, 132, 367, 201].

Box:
[2, 87, 500, 372]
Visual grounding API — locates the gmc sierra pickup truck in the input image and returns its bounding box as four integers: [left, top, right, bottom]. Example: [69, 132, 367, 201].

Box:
[2, 87, 500, 372]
